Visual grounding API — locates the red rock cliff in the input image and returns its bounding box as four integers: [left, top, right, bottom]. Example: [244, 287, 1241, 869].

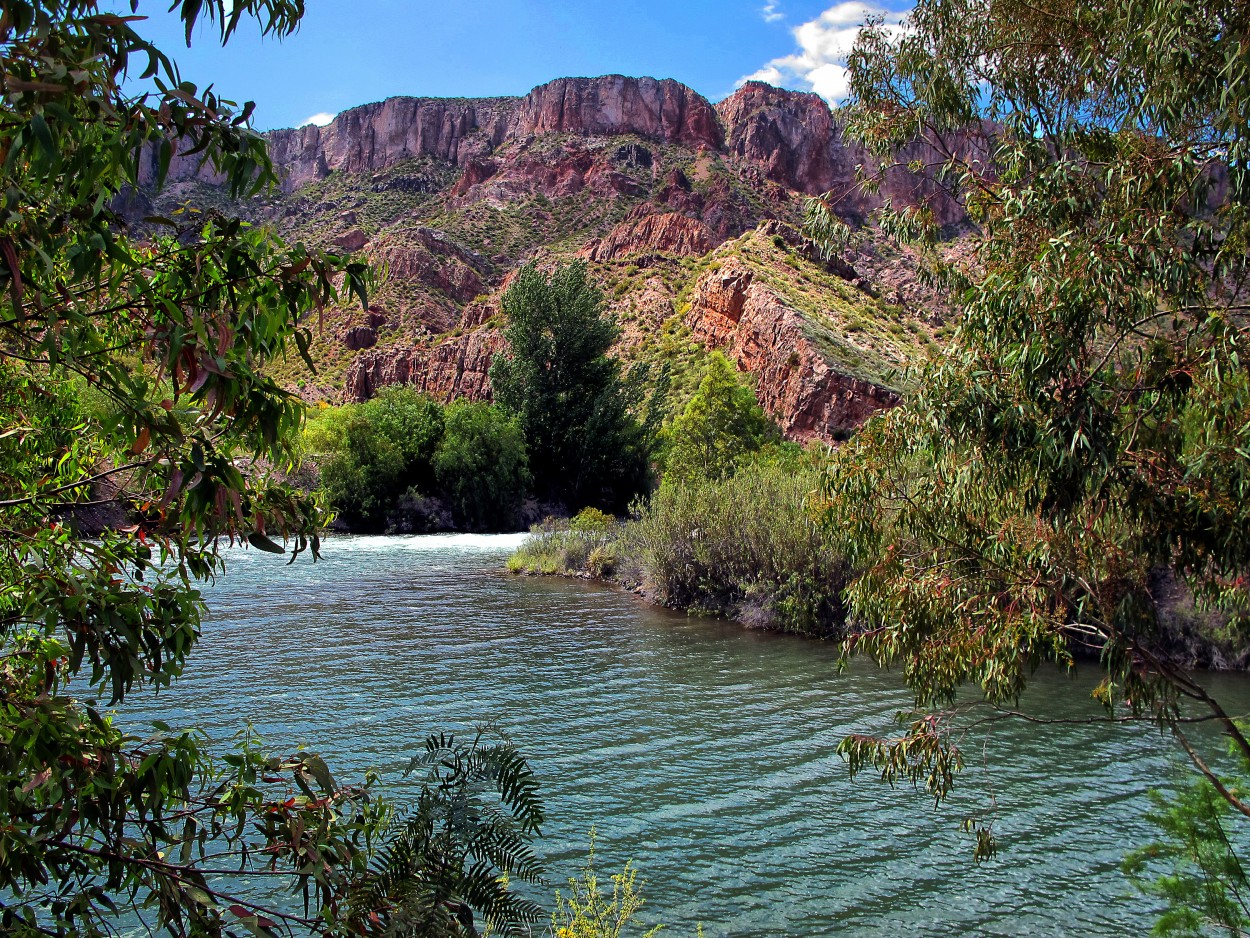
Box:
[684, 259, 899, 441]
[717, 81, 979, 227]
[512, 75, 723, 150]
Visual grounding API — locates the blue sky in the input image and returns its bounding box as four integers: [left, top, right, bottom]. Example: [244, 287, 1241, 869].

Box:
[124, 1, 913, 130]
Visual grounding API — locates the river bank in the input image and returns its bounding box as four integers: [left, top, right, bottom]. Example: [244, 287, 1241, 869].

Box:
[506, 489, 1250, 671]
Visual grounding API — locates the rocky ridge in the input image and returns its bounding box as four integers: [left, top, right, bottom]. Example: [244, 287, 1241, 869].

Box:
[146, 74, 970, 443]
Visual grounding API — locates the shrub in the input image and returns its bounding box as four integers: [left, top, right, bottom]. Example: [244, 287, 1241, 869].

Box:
[551, 835, 665, 938]
[571, 506, 615, 532]
[433, 401, 530, 531]
[660, 353, 778, 485]
[314, 388, 444, 531]
[508, 515, 619, 577]
[623, 463, 846, 636]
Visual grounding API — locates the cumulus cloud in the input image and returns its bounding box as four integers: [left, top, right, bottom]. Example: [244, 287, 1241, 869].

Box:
[299, 111, 337, 128]
[739, 2, 910, 104]
[761, 2, 784, 22]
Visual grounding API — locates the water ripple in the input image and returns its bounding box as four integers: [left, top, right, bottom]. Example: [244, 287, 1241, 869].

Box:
[111, 535, 1248, 937]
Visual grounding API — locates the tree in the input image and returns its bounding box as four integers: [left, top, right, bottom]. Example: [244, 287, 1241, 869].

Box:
[318, 388, 445, 531]
[0, 3, 544, 935]
[661, 352, 777, 485]
[490, 263, 648, 512]
[806, 0, 1250, 860]
[433, 401, 530, 532]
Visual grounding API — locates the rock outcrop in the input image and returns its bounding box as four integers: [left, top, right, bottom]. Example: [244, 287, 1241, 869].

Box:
[370, 229, 486, 305]
[717, 82, 843, 195]
[717, 81, 980, 228]
[580, 212, 715, 262]
[513, 76, 723, 150]
[343, 329, 504, 403]
[265, 96, 517, 191]
[684, 259, 900, 440]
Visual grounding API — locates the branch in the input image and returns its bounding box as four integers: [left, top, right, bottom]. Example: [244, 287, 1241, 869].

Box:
[1172, 723, 1250, 822]
[0, 460, 153, 509]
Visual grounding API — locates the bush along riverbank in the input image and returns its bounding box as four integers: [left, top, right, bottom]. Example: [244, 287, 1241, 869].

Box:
[508, 458, 849, 638]
[508, 455, 1250, 660]
[297, 263, 663, 534]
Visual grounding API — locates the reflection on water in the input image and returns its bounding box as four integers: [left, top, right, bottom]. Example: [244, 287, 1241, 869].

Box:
[113, 534, 1242, 936]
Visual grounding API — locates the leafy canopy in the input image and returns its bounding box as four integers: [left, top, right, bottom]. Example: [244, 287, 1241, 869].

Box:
[0, 3, 545, 936]
[315, 388, 445, 531]
[808, 0, 1250, 859]
[306, 392, 530, 532]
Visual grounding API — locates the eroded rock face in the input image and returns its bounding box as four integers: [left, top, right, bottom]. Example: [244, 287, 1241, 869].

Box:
[151, 77, 724, 194]
[513, 76, 723, 149]
[343, 329, 504, 403]
[370, 229, 486, 305]
[580, 212, 715, 262]
[717, 81, 980, 228]
[684, 260, 900, 441]
[333, 229, 370, 252]
[717, 82, 841, 195]
[266, 96, 519, 191]
[342, 325, 378, 351]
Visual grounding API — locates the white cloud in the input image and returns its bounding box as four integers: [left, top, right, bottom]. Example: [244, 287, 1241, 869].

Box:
[299, 111, 337, 128]
[738, 2, 910, 104]
[761, 2, 784, 22]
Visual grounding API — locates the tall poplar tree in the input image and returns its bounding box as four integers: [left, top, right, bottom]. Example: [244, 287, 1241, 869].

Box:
[490, 262, 648, 511]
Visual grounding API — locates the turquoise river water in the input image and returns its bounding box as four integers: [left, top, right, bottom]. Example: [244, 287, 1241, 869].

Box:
[113, 534, 1250, 936]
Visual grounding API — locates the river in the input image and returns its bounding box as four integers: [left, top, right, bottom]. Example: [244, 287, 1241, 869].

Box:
[114, 534, 1249, 936]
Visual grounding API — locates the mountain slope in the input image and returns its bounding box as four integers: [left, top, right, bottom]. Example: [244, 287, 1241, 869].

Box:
[140, 75, 967, 442]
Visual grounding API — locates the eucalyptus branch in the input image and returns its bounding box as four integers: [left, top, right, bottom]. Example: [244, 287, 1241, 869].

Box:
[0, 459, 153, 508]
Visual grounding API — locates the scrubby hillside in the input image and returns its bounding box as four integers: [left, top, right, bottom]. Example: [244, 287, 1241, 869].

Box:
[139, 75, 970, 441]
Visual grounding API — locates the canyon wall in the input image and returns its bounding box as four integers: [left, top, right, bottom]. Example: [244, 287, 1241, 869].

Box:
[142, 74, 962, 443]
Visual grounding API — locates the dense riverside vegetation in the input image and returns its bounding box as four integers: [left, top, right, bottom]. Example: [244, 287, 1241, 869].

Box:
[509, 353, 843, 635]
[509, 460, 845, 637]
[303, 264, 660, 531]
[303, 390, 530, 532]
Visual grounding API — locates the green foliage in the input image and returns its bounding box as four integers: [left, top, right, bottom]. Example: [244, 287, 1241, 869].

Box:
[1125, 778, 1250, 937]
[317, 388, 444, 531]
[433, 401, 530, 531]
[345, 731, 546, 938]
[507, 515, 619, 578]
[0, 3, 547, 935]
[308, 393, 531, 532]
[625, 463, 845, 635]
[808, 0, 1250, 855]
[570, 506, 616, 533]
[551, 835, 665, 938]
[490, 263, 649, 511]
[510, 458, 846, 636]
[660, 353, 777, 485]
